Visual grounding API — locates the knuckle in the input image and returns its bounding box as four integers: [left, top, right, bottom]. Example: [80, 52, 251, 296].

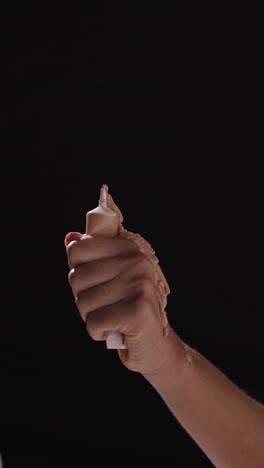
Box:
[131, 294, 153, 321]
[135, 252, 154, 277]
[128, 239, 141, 254]
[86, 313, 100, 341]
[68, 268, 76, 288]
[66, 241, 78, 266]
[75, 294, 86, 321]
[134, 276, 154, 299]
[121, 238, 140, 254]
[132, 252, 148, 268]
[122, 252, 154, 278]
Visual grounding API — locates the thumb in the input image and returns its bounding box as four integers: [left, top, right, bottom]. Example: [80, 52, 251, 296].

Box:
[64, 231, 83, 247]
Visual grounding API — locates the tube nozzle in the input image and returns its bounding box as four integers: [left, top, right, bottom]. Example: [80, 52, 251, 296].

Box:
[99, 185, 108, 208]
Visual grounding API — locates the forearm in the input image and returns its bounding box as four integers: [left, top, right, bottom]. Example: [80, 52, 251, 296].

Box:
[143, 327, 264, 468]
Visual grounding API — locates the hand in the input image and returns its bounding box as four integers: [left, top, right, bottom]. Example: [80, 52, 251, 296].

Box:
[65, 232, 183, 375]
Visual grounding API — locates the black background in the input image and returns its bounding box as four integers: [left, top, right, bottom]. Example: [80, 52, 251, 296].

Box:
[1, 6, 264, 467]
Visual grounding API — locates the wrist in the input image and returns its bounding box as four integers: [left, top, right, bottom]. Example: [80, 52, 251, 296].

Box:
[142, 326, 191, 391]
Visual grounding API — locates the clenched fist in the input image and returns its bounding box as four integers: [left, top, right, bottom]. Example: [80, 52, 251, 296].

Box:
[65, 231, 183, 376]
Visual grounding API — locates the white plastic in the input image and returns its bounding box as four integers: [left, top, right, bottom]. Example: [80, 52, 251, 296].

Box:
[106, 331, 127, 349]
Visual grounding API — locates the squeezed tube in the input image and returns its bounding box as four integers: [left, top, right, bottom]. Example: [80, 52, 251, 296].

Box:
[86, 186, 127, 349]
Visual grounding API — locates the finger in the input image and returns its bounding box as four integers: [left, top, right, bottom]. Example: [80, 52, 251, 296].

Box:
[66, 235, 138, 268]
[68, 256, 121, 293]
[68, 251, 154, 295]
[76, 273, 155, 322]
[64, 232, 83, 247]
[85, 295, 156, 342]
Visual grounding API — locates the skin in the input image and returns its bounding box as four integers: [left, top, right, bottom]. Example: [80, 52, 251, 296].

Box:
[65, 231, 264, 467]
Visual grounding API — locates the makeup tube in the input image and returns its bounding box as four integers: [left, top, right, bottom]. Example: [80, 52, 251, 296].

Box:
[86, 185, 127, 349]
